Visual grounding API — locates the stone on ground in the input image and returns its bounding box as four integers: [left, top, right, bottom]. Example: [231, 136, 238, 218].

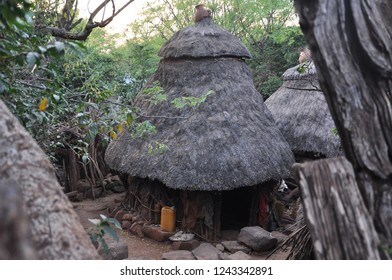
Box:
[192, 242, 221, 260]
[142, 224, 174, 242]
[221, 240, 251, 254]
[171, 239, 200, 251]
[238, 226, 277, 252]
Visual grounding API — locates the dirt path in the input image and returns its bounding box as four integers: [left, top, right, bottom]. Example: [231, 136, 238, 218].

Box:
[72, 192, 172, 259]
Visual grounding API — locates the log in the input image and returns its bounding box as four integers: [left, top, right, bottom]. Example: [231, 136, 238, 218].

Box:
[0, 100, 99, 259]
[294, 158, 381, 259]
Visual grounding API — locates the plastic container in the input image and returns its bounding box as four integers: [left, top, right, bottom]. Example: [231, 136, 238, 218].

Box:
[160, 206, 176, 232]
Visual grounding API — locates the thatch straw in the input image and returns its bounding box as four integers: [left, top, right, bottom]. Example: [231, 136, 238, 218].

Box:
[105, 18, 294, 191]
[265, 62, 342, 158]
[158, 17, 251, 59]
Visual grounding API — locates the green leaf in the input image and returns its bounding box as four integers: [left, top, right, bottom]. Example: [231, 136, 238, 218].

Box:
[127, 114, 134, 124]
[97, 236, 110, 254]
[101, 225, 119, 241]
[38, 46, 47, 53]
[55, 41, 65, 52]
[26, 52, 39, 67]
[106, 217, 122, 229]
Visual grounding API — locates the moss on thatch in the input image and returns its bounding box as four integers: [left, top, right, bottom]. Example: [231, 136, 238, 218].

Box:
[105, 18, 294, 191]
[265, 62, 342, 158]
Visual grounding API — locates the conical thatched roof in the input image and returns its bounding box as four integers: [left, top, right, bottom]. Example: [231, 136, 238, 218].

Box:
[265, 62, 342, 158]
[105, 17, 294, 191]
[158, 17, 251, 59]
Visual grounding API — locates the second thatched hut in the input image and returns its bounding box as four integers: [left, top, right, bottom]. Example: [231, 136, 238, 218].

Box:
[105, 16, 294, 240]
[265, 62, 342, 160]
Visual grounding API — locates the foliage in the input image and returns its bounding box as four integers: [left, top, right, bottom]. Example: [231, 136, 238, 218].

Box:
[172, 90, 214, 109]
[382, 245, 392, 257]
[88, 214, 121, 254]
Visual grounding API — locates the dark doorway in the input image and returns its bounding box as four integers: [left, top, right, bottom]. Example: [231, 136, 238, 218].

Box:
[220, 187, 253, 230]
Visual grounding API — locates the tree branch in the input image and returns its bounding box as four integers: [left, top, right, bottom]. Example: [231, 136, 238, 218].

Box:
[38, 0, 135, 41]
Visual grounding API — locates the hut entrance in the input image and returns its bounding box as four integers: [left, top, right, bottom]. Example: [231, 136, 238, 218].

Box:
[220, 188, 255, 230]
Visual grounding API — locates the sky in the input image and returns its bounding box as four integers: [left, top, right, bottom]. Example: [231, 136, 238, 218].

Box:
[77, 0, 150, 34]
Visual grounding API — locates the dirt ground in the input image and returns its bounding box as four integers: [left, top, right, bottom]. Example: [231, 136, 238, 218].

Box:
[72, 192, 290, 260]
[72, 192, 172, 259]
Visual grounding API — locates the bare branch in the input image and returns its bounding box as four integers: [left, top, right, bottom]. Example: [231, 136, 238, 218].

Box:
[38, 0, 135, 41]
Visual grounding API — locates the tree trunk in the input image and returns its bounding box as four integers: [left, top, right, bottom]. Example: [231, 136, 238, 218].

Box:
[294, 0, 392, 257]
[294, 158, 380, 259]
[0, 179, 37, 259]
[0, 100, 99, 259]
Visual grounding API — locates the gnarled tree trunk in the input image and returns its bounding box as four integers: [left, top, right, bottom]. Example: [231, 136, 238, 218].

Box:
[294, 0, 392, 258]
[0, 100, 99, 259]
[294, 158, 380, 259]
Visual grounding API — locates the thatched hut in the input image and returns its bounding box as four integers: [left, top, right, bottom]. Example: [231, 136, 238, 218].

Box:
[105, 17, 294, 240]
[265, 62, 342, 160]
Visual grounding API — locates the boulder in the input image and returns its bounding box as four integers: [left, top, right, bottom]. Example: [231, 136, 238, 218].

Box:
[238, 226, 277, 252]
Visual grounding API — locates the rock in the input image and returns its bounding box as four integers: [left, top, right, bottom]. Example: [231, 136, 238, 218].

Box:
[130, 222, 144, 238]
[142, 225, 174, 242]
[84, 187, 103, 199]
[215, 244, 225, 252]
[74, 193, 84, 202]
[238, 226, 278, 252]
[66, 191, 78, 201]
[218, 252, 231, 260]
[162, 250, 195, 260]
[122, 213, 133, 221]
[171, 239, 200, 251]
[114, 209, 126, 222]
[98, 237, 128, 260]
[113, 185, 126, 193]
[271, 231, 288, 245]
[228, 251, 252, 260]
[222, 240, 251, 254]
[131, 214, 143, 223]
[192, 242, 221, 260]
[111, 175, 121, 182]
[76, 179, 90, 192]
[122, 220, 131, 230]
